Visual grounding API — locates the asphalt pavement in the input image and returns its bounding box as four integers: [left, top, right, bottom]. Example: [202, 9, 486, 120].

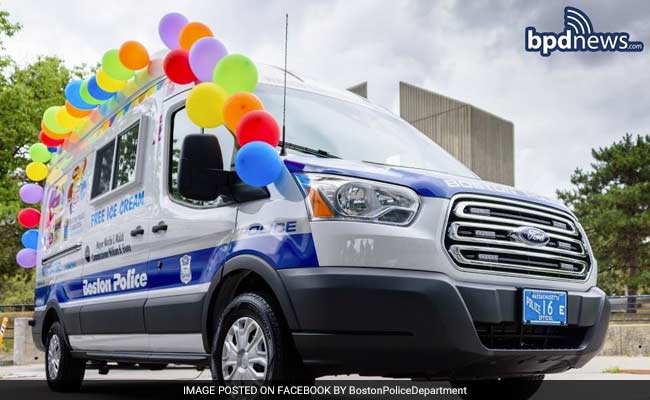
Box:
[0, 356, 648, 380]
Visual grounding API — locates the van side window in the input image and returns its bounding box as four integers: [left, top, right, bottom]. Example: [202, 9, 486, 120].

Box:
[91, 122, 140, 199]
[113, 124, 139, 189]
[91, 141, 115, 198]
[169, 107, 234, 206]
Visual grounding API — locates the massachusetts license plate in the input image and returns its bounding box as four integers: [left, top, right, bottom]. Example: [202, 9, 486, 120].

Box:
[522, 289, 567, 325]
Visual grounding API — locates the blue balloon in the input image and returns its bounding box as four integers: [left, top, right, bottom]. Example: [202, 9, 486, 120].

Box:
[65, 80, 95, 110]
[21, 229, 39, 250]
[47, 146, 58, 153]
[235, 141, 283, 187]
[87, 75, 114, 101]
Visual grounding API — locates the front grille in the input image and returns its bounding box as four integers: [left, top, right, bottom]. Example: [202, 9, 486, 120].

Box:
[475, 322, 587, 350]
[444, 195, 592, 280]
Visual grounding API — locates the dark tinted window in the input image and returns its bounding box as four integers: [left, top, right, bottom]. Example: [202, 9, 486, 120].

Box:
[91, 140, 115, 199]
[113, 125, 139, 189]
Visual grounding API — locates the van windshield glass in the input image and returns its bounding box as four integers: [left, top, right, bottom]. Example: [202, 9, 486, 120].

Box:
[256, 86, 477, 178]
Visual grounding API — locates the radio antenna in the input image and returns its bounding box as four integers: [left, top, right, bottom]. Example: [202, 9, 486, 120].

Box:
[280, 13, 288, 156]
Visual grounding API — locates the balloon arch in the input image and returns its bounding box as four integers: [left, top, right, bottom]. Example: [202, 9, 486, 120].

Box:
[15, 12, 285, 268]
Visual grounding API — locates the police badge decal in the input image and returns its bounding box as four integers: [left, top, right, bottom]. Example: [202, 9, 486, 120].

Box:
[180, 255, 192, 284]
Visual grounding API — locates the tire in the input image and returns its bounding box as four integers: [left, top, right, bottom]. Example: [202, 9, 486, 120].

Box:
[451, 375, 545, 400]
[45, 322, 86, 392]
[139, 363, 168, 370]
[210, 292, 312, 384]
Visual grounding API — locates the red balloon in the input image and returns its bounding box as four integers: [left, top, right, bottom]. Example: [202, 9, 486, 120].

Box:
[18, 208, 41, 228]
[236, 110, 280, 147]
[39, 131, 64, 147]
[163, 49, 195, 84]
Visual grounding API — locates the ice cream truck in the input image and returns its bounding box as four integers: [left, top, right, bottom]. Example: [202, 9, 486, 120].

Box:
[32, 62, 608, 399]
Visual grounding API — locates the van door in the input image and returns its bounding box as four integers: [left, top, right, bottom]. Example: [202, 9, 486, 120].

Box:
[143, 98, 237, 354]
[75, 114, 153, 351]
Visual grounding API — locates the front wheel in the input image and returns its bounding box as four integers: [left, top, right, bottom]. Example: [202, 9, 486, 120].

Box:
[451, 375, 544, 400]
[210, 292, 311, 384]
[45, 322, 86, 392]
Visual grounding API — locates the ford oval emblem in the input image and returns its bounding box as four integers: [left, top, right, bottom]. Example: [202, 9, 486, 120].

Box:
[510, 226, 550, 247]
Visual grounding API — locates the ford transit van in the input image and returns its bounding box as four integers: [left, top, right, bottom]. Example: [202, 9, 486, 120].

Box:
[32, 62, 609, 398]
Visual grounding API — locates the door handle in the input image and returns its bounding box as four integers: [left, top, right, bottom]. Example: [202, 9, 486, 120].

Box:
[152, 221, 168, 233]
[130, 226, 145, 237]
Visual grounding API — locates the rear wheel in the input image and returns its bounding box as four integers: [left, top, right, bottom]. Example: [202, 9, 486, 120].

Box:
[210, 292, 312, 384]
[45, 322, 86, 392]
[451, 375, 544, 400]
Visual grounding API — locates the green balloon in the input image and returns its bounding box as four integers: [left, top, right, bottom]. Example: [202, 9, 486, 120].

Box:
[29, 143, 51, 163]
[102, 49, 134, 81]
[43, 106, 68, 134]
[80, 80, 103, 105]
[212, 54, 258, 95]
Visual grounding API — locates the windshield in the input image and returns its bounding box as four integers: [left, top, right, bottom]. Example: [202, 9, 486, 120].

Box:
[256, 85, 478, 178]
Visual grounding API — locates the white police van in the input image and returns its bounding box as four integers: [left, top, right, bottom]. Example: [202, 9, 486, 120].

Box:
[32, 63, 609, 398]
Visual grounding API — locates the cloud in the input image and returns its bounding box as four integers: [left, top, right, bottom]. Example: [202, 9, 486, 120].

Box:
[3, 0, 648, 199]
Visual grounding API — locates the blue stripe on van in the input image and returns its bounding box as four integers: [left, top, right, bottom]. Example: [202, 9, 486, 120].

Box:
[35, 232, 318, 307]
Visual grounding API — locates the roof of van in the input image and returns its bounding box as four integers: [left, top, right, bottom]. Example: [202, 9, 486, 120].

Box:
[150, 49, 370, 105]
[255, 62, 369, 105]
[45, 52, 373, 175]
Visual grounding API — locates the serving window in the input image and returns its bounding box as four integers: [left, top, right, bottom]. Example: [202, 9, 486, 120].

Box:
[91, 122, 141, 200]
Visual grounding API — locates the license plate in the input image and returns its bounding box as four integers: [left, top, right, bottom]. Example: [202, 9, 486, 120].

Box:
[522, 289, 567, 325]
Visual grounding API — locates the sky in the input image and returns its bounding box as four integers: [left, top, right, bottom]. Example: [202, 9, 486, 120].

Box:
[2, 0, 649, 199]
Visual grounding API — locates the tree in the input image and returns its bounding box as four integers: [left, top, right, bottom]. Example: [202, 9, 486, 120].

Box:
[557, 134, 650, 300]
[0, 10, 88, 303]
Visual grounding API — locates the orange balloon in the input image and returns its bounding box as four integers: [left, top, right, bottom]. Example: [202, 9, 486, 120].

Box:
[179, 22, 213, 50]
[65, 101, 91, 118]
[119, 41, 150, 70]
[41, 121, 70, 141]
[223, 92, 264, 133]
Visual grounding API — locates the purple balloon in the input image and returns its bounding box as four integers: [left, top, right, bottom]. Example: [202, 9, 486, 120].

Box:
[189, 37, 228, 82]
[19, 183, 44, 204]
[158, 12, 188, 50]
[16, 248, 36, 268]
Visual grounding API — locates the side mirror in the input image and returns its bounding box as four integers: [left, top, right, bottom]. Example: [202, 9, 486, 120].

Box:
[178, 134, 231, 201]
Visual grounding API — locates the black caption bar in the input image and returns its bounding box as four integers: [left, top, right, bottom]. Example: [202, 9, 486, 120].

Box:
[1, 380, 650, 400]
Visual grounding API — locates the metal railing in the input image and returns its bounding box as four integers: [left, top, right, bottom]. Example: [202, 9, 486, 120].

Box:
[608, 295, 650, 322]
[0, 304, 34, 312]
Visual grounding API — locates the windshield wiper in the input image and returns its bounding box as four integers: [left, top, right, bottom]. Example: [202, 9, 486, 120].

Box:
[279, 141, 339, 158]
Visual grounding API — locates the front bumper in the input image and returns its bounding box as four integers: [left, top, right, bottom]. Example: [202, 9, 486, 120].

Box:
[279, 267, 609, 379]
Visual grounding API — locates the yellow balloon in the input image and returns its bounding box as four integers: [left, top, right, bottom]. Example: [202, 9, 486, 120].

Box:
[96, 68, 126, 92]
[186, 83, 228, 128]
[122, 78, 138, 97]
[55, 107, 84, 131]
[26, 162, 48, 182]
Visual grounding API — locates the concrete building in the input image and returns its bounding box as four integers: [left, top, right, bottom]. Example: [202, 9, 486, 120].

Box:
[347, 82, 514, 186]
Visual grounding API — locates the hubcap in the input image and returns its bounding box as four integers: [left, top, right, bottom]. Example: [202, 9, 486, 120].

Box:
[47, 335, 61, 378]
[222, 317, 268, 381]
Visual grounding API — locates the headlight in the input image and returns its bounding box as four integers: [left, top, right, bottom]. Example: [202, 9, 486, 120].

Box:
[294, 173, 420, 226]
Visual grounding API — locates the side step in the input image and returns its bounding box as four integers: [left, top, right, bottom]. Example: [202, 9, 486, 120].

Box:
[71, 351, 210, 366]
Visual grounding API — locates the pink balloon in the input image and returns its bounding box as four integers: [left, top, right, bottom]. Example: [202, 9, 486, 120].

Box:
[19, 183, 44, 204]
[158, 12, 188, 50]
[189, 37, 228, 82]
[16, 248, 36, 268]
